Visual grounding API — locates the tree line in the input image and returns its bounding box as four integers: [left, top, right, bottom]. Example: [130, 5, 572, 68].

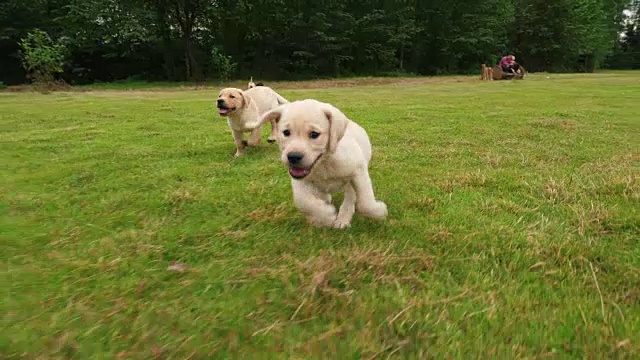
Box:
[1, 0, 638, 85]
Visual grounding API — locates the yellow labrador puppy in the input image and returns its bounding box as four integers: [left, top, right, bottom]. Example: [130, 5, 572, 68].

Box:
[247, 77, 265, 89]
[259, 99, 388, 228]
[216, 86, 289, 157]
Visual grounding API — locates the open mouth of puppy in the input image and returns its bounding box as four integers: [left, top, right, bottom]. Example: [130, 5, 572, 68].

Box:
[288, 154, 323, 179]
[217, 105, 236, 116]
[288, 166, 311, 179]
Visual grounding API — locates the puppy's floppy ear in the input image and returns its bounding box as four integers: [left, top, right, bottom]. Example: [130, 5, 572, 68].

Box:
[258, 105, 285, 128]
[240, 90, 251, 108]
[321, 103, 349, 153]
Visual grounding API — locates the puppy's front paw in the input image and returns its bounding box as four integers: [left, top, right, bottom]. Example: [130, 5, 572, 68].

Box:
[371, 201, 388, 219]
[305, 207, 337, 228]
[233, 150, 244, 158]
[360, 201, 388, 219]
[307, 215, 337, 228]
[333, 217, 352, 229]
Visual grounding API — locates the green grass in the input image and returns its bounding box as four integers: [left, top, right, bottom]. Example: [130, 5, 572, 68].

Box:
[2, 72, 639, 359]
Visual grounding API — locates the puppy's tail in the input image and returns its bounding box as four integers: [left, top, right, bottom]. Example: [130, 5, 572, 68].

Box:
[275, 94, 289, 105]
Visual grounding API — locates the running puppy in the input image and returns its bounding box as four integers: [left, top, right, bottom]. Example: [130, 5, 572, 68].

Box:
[258, 99, 388, 228]
[217, 86, 289, 157]
[247, 77, 265, 89]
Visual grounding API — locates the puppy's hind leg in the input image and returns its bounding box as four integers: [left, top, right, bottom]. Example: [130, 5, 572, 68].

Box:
[352, 168, 388, 220]
[292, 180, 337, 228]
[334, 183, 356, 229]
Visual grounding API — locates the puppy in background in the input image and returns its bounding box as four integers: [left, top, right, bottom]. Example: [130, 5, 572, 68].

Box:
[247, 77, 265, 89]
[258, 99, 388, 228]
[217, 86, 289, 157]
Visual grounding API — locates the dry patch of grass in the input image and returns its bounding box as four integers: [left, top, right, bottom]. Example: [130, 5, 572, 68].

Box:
[2, 73, 507, 94]
[530, 117, 579, 131]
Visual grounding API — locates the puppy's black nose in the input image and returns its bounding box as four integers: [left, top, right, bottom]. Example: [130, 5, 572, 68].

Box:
[216, 99, 224, 106]
[287, 152, 304, 165]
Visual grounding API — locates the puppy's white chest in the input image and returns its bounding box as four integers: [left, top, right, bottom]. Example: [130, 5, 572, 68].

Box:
[308, 176, 348, 194]
[227, 117, 252, 132]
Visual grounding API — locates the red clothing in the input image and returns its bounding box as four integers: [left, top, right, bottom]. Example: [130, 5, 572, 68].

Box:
[499, 56, 512, 67]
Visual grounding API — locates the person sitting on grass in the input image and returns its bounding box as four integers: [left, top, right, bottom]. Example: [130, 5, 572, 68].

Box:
[499, 55, 517, 74]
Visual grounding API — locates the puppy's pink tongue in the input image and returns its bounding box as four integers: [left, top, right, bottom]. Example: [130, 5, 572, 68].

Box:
[218, 109, 229, 116]
[289, 167, 309, 178]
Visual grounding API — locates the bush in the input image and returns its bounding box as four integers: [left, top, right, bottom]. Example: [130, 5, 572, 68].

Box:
[19, 29, 67, 84]
[210, 46, 236, 81]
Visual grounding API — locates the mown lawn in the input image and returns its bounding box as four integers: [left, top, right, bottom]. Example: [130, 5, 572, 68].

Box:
[2, 72, 639, 358]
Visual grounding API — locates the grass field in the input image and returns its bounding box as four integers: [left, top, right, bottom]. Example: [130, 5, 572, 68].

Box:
[2, 72, 639, 358]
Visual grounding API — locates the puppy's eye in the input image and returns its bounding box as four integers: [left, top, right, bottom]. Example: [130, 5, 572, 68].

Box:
[283, 129, 290, 137]
[309, 131, 320, 139]
[229, 95, 235, 99]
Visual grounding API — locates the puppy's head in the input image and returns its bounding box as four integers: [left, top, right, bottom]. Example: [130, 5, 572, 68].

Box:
[217, 88, 247, 116]
[248, 77, 256, 89]
[259, 99, 349, 180]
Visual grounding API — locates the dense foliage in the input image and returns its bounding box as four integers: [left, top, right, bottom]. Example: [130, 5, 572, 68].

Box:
[19, 29, 67, 83]
[0, 0, 637, 84]
[607, 0, 640, 69]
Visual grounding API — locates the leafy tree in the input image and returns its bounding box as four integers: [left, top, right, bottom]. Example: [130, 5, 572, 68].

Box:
[607, 0, 640, 69]
[0, 0, 635, 84]
[210, 46, 237, 80]
[19, 29, 67, 83]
